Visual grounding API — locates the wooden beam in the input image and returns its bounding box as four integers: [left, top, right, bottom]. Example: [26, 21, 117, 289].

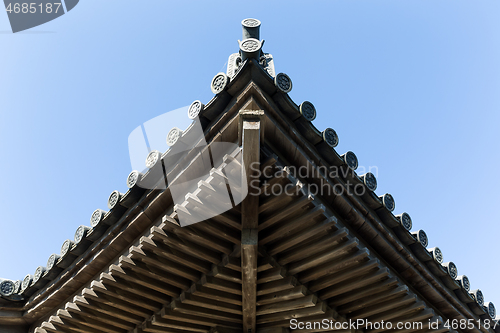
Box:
[72, 295, 143, 325]
[109, 264, 180, 298]
[308, 258, 379, 293]
[161, 307, 242, 329]
[179, 292, 242, 315]
[189, 282, 242, 305]
[65, 302, 134, 331]
[138, 236, 211, 274]
[337, 284, 408, 313]
[256, 286, 308, 306]
[100, 272, 167, 305]
[277, 227, 349, 265]
[240, 111, 263, 333]
[150, 314, 209, 332]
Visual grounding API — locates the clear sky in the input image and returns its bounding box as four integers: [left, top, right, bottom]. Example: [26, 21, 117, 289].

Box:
[1, 0, 499, 309]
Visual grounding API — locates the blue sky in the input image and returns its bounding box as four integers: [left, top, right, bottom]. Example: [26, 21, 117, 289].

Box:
[1, 0, 499, 309]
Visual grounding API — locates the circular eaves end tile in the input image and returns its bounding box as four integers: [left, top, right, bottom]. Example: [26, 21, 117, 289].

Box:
[323, 128, 338, 148]
[471, 289, 484, 306]
[90, 209, 105, 227]
[33, 266, 45, 284]
[61, 239, 73, 258]
[21, 274, 32, 292]
[0, 280, 15, 297]
[430, 247, 443, 264]
[13, 280, 21, 294]
[487, 302, 496, 319]
[145, 150, 161, 169]
[127, 170, 140, 189]
[457, 275, 470, 291]
[299, 101, 316, 121]
[211, 73, 229, 95]
[47, 253, 59, 271]
[108, 190, 121, 210]
[167, 127, 182, 147]
[242, 18, 261, 28]
[381, 193, 395, 212]
[343, 151, 358, 170]
[361, 173, 377, 192]
[274, 73, 292, 93]
[413, 229, 428, 248]
[444, 262, 458, 279]
[397, 212, 412, 231]
[188, 100, 204, 120]
[74, 225, 87, 244]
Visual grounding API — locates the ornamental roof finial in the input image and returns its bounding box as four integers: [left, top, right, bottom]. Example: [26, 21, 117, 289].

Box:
[241, 18, 261, 40]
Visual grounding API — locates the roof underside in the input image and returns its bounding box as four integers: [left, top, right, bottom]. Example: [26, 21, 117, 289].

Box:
[0, 29, 496, 333]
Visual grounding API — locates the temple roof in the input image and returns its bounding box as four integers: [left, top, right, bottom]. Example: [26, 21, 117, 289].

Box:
[0, 18, 497, 333]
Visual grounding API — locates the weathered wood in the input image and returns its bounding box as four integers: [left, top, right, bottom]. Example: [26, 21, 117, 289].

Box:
[90, 280, 160, 311]
[257, 267, 286, 284]
[222, 255, 241, 272]
[119, 256, 190, 290]
[99, 273, 170, 304]
[82, 287, 151, 318]
[179, 292, 242, 315]
[328, 276, 400, 307]
[57, 309, 122, 333]
[161, 306, 242, 329]
[189, 283, 242, 305]
[169, 300, 241, 323]
[212, 265, 242, 283]
[257, 327, 290, 333]
[65, 302, 135, 331]
[109, 264, 179, 298]
[337, 283, 407, 313]
[298, 248, 370, 283]
[34, 328, 49, 333]
[364, 300, 426, 324]
[308, 259, 379, 292]
[258, 194, 314, 231]
[161, 215, 233, 254]
[257, 302, 327, 324]
[258, 180, 304, 215]
[257, 276, 298, 296]
[277, 227, 349, 265]
[139, 236, 211, 274]
[256, 285, 308, 306]
[256, 294, 318, 315]
[260, 309, 338, 330]
[73, 295, 143, 325]
[40, 322, 57, 333]
[190, 218, 241, 245]
[240, 114, 262, 333]
[130, 246, 201, 282]
[260, 205, 326, 245]
[319, 267, 390, 299]
[50, 314, 104, 333]
[151, 226, 221, 264]
[287, 238, 360, 275]
[150, 314, 209, 332]
[349, 294, 417, 319]
[200, 275, 242, 295]
[268, 216, 337, 256]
